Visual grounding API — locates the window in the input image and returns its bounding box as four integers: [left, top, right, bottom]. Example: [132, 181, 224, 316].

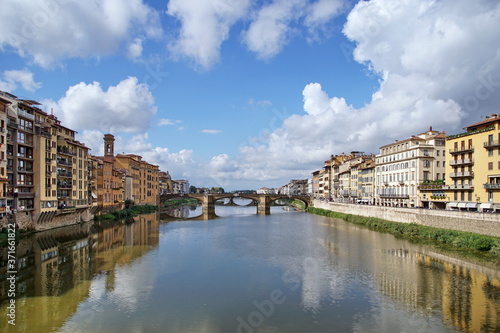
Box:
[489, 149, 494, 156]
[488, 162, 493, 170]
[436, 161, 440, 167]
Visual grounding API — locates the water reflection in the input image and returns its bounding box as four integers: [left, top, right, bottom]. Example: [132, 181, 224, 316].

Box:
[0, 209, 498, 333]
[0, 213, 159, 333]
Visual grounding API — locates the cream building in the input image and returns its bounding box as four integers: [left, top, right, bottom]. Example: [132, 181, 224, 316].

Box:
[375, 128, 446, 208]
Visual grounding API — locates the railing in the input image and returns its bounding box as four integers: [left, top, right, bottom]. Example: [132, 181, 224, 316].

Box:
[450, 171, 474, 178]
[18, 109, 35, 120]
[379, 194, 410, 199]
[484, 183, 500, 190]
[484, 140, 500, 148]
[57, 159, 72, 166]
[449, 146, 474, 154]
[449, 158, 473, 166]
[57, 171, 72, 178]
[444, 184, 474, 190]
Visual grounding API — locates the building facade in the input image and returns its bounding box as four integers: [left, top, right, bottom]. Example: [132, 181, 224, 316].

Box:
[375, 128, 446, 208]
[444, 115, 500, 212]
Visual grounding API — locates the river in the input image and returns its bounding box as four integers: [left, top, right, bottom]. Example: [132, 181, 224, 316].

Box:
[0, 204, 499, 332]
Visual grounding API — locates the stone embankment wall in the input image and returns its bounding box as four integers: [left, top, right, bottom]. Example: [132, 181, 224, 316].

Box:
[2, 209, 94, 232]
[313, 200, 500, 237]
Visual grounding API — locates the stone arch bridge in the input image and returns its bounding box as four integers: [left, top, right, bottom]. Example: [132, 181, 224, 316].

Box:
[159, 193, 311, 219]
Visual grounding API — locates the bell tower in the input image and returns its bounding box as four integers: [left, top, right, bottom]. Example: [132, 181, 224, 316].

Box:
[104, 133, 115, 158]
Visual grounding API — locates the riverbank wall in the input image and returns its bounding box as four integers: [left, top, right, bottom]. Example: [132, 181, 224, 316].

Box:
[313, 200, 500, 237]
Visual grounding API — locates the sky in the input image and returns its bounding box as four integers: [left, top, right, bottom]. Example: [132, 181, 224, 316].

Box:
[0, 0, 499, 190]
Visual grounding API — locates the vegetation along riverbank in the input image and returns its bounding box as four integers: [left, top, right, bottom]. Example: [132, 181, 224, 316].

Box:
[96, 205, 157, 221]
[307, 207, 500, 257]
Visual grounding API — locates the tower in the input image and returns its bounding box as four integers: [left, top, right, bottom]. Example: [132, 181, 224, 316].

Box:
[104, 133, 115, 158]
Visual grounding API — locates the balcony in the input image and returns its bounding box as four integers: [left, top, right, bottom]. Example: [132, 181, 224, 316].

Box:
[379, 194, 410, 199]
[57, 159, 72, 167]
[15, 192, 35, 198]
[449, 158, 473, 166]
[18, 109, 35, 120]
[449, 146, 474, 155]
[57, 182, 72, 189]
[444, 184, 474, 191]
[484, 183, 500, 190]
[450, 171, 474, 178]
[484, 140, 500, 148]
[7, 120, 18, 128]
[57, 171, 73, 178]
[58, 148, 76, 156]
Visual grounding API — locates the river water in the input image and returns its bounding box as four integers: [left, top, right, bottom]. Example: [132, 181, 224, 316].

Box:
[0, 205, 499, 333]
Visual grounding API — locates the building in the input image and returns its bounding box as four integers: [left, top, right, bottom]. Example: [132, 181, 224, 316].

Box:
[158, 171, 173, 195]
[375, 127, 446, 208]
[0, 96, 9, 215]
[96, 134, 159, 206]
[172, 179, 189, 194]
[311, 170, 321, 197]
[279, 179, 308, 195]
[359, 159, 376, 204]
[444, 114, 500, 212]
[0, 90, 90, 224]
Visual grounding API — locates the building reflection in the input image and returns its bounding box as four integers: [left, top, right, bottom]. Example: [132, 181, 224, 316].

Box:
[375, 249, 499, 333]
[0, 213, 159, 332]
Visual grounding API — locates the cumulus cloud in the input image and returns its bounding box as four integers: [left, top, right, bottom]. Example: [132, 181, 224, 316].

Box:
[0, 68, 41, 92]
[167, 0, 250, 70]
[0, 0, 162, 67]
[51, 76, 156, 133]
[167, 0, 345, 68]
[235, 0, 500, 185]
[242, 0, 304, 60]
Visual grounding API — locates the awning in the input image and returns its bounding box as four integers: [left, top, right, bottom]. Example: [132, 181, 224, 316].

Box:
[449, 202, 458, 208]
[466, 203, 477, 208]
[92, 192, 98, 199]
[479, 203, 492, 210]
[457, 202, 467, 208]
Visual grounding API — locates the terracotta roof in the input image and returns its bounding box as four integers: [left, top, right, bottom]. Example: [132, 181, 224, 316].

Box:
[465, 114, 500, 131]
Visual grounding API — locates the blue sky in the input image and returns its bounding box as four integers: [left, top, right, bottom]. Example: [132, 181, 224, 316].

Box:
[1, 0, 499, 190]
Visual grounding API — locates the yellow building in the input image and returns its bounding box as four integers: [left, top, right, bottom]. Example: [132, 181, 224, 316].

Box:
[445, 114, 500, 212]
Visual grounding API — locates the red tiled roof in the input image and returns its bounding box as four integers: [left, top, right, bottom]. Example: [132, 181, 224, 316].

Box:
[465, 114, 500, 131]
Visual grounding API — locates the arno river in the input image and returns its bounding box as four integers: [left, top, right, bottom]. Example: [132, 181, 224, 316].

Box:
[1, 202, 499, 332]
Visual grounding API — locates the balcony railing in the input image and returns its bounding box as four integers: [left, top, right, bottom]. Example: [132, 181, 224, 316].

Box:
[484, 183, 500, 190]
[484, 140, 500, 148]
[18, 109, 35, 120]
[449, 158, 473, 166]
[379, 194, 410, 199]
[57, 171, 73, 178]
[443, 184, 474, 190]
[449, 146, 474, 154]
[57, 159, 72, 166]
[450, 171, 474, 178]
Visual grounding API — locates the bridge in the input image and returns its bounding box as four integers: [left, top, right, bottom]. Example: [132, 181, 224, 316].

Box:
[159, 193, 311, 219]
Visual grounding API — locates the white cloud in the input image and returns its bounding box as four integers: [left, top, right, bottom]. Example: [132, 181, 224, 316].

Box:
[243, 0, 305, 60]
[234, 0, 500, 186]
[0, 68, 41, 92]
[52, 77, 156, 133]
[158, 118, 177, 126]
[127, 38, 144, 59]
[0, 0, 162, 67]
[167, 0, 250, 70]
[202, 129, 222, 134]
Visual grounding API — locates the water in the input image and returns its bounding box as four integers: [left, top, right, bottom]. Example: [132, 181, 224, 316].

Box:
[0, 206, 499, 333]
